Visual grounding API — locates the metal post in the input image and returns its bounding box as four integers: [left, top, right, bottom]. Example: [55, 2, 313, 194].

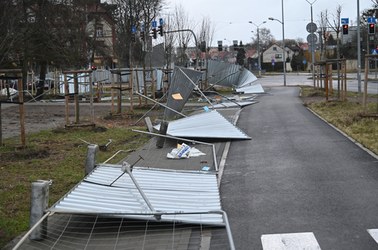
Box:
[64, 74, 70, 126]
[306, 0, 318, 87]
[282, 0, 287, 86]
[310, 4, 316, 87]
[363, 57, 369, 110]
[85, 144, 99, 175]
[74, 73, 79, 124]
[257, 28, 261, 76]
[30, 180, 50, 240]
[249, 21, 266, 77]
[156, 121, 168, 148]
[269, 15, 286, 86]
[357, 0, 362, 93]
[17, 78, 25, 147]
[89, 72, 94, 124]
[0, 102, 2, 146]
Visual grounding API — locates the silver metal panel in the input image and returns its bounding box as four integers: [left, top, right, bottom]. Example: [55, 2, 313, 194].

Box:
[50, 166, 224, 225]
[206, 60, 257, 88]
[237, 68, 259, 88]
[164, 67, 203, 119]
[212, 101, 257, 109]
[155, 110, 251, 140]
[236, 83, 265, 94]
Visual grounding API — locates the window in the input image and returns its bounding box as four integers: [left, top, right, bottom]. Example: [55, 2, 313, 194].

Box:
[275, 54, 282, 59]
[273, 46, 277, 51]
[96, 25, 104, 37]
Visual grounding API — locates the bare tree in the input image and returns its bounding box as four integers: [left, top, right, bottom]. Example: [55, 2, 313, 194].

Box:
[319, 9, 328, 60]
[112, 0, 163, 67]
[172, 4, 194, 66]
[0, 0, 95, 97]
[251, 28, 275, 50]
[0, 1, 24, 67]
[327, 5, 343, 98]
[197, 16, 215, 51]
[328, 5, 342, 58]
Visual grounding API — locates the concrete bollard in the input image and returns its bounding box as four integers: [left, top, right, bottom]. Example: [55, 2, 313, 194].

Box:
[156, 121, 168, 148]
[29, 180, 50, 240]
[85, 144, 99, 175]
[144, 117, 154, 133]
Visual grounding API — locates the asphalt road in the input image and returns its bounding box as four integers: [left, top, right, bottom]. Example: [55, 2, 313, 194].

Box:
[220, 86, 378, 249]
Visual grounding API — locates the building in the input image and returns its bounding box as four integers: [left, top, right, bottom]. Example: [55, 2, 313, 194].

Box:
[86, 1, 116, 68]
[262, 43, 293, 71]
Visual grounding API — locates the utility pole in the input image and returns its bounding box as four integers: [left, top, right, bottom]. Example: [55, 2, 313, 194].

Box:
[268, 11, 286, 86]
[249, 21, 267, 77]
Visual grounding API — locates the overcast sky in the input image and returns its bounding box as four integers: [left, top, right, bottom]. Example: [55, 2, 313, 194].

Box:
[164, 0, 373, 46]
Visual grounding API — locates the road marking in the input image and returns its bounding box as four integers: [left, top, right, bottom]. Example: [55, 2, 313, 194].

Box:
[200, 229, 212, 250]
[261, 232, 321, 250]
[367, 229, 378, 244]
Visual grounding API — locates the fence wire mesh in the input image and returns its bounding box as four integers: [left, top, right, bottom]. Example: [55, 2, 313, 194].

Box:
[15, 213, 231, 250]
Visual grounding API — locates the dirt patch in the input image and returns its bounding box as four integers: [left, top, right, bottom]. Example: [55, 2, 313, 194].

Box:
[1, 147, 50, 161]
[0, 102, 162, 142]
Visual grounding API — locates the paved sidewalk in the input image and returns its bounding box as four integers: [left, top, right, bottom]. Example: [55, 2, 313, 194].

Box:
[219, 86, 378, 250]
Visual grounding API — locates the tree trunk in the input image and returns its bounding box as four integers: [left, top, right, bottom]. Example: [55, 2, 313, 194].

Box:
[36, 61, 47, 99]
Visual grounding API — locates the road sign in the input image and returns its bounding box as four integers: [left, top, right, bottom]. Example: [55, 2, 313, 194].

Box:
[341, 18, 349, 25]
[367, 17, 377, 24]
[307, 33, 318, 44]
[372, 49, 378, 55]
[152, 20, 157, 28]
[131, 25, 137, 34]
[306, 22, 317, 33]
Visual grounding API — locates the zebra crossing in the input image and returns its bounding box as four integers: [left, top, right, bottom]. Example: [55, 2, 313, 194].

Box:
[368, 229, 378, 244]
[261, 229, 378, 249]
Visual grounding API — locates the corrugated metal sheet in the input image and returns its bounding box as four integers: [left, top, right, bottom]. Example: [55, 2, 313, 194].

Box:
[206, 60, 257, 88]
[164, 67, 203, 119]
[212, 101, 257, 109]
[155, 110, 251, 140]
[50, 165, 224, 226]
[235, 83, 265, 94]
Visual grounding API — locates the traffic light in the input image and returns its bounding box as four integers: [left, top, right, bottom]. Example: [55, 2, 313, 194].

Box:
[369, 23, 375, 34]
[217, 41, 222, 52]
[342, 24, 348, 35]
[200, 41, 206, 52]
[131, 25, 137, 42]
[152, 28, 157, 39]
[131, 33, 136, 42]
[91, 65, 97, 71]
[158, 18, 164, 37]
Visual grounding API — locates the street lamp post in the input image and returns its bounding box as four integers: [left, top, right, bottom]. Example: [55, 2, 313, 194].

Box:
[269, 1, 286, 86]
[249, 21, 266, 77]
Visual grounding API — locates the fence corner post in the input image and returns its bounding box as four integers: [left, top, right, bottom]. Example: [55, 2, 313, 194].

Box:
[29, 180, 50, 240]
[85, 144, 99, 175]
